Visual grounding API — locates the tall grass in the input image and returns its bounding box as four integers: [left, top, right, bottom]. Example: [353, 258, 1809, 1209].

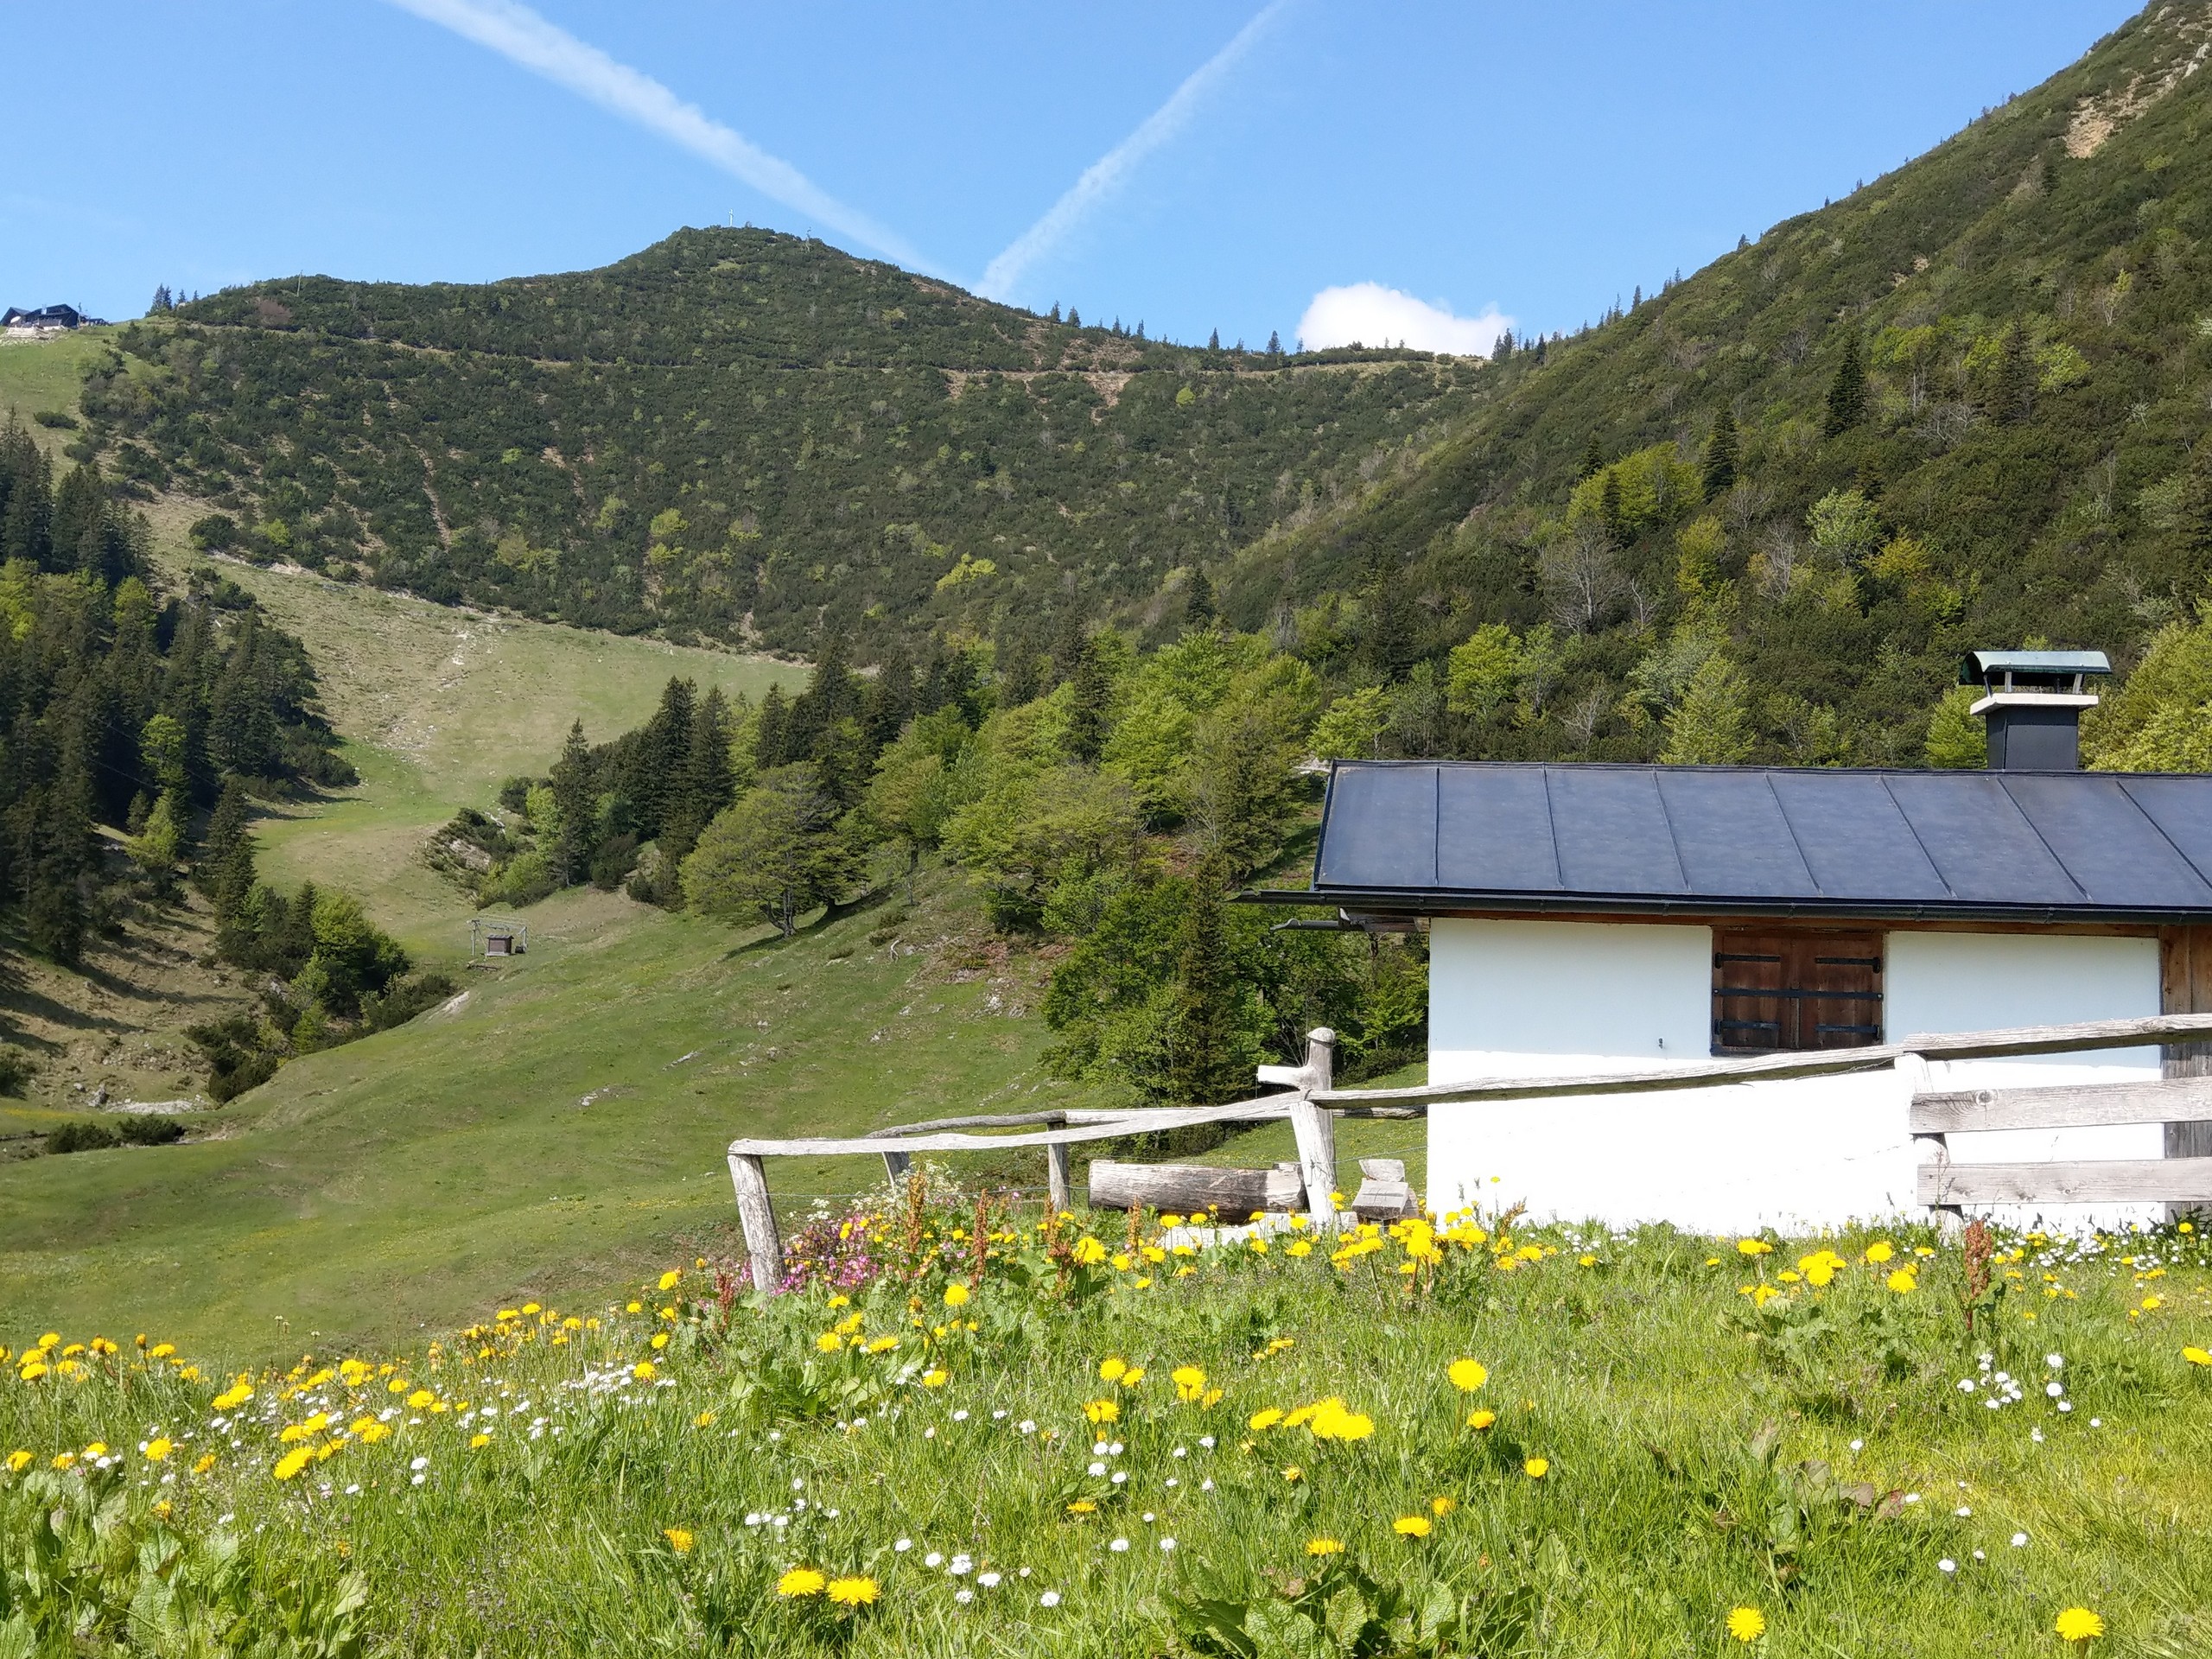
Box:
[4, 1195, 2209, 1656]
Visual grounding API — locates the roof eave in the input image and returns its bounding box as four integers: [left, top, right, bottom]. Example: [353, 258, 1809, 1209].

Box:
[1236, 886, 2212, 927]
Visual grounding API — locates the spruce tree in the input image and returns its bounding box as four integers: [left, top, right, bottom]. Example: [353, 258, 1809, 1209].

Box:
[865, 639, 915, 749]
[549, 719, 595, 884]
[1184, 568, 1217, 632]
[1700, 407, 1739, 499]
[1599, 469, 1630, 547]
[1063, 634, 1111, 765]
[1167, 855, 1249, 1105]
[1266, 329, 1282, 356]
[1494, 329, 1515, 359]
[754, 684, 790, 769]
[1988, 322, 2034, 424]
[1823, 334, 1866, 436]
[1577, 435, 1605, 481]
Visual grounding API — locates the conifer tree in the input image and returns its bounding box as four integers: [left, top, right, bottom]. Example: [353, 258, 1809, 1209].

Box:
[1167, 854, 1249, 1105]
[549, 719, 595, 884]
[1208, 329, 1221, 351]
[1988, 322, 2034, 424]
[1184, 568, 1217, 632]
[1494, 329, 1515, 360]
[1700, 407, 1739, 499]
[1063, 633, 1111, 765]
[1266, 330, 1282, 356]
[1577, 435, 1605, 481]
[1824, 334, 1866, 436]
[754, 683, 790, 770]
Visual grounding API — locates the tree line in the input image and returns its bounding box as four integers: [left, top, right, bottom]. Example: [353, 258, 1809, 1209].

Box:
[0, 419, 446, 1100]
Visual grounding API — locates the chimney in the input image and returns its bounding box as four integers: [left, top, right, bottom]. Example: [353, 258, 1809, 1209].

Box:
[1962, 649, 2112, 771]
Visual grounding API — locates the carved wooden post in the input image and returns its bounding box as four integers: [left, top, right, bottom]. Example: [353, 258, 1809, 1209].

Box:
[728, 1152, 784, 1294]
[1046, 1141, 1073, 1214]
[1289, 1027, 1339, 1230]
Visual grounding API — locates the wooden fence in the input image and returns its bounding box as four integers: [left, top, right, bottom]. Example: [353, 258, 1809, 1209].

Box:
[724, 1011, 2212, 1294]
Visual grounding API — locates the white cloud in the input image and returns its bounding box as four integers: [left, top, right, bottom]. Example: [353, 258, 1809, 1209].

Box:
[1296, 283, 1510, 357]
[981, 0, 1290, 302]
[383, 0, 940, 275]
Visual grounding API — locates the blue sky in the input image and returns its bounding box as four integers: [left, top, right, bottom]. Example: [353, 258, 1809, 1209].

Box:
[5, 2, 2142, 350]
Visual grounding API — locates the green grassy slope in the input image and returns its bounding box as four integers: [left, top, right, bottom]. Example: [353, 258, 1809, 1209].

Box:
[166, 555, 796, 956]
[0, 329, 114, 455]
[0, 872, 1120, 1355]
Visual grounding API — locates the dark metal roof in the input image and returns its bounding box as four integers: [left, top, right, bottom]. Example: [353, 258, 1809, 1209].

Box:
[1962, 649, 2111, 679]
[1269, 761, 2212, 924]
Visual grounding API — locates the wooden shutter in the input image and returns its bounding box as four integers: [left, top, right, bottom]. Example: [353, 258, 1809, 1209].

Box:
[1713, 930, 1883, 1053]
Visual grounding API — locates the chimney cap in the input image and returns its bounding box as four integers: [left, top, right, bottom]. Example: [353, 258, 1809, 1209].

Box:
[1960, 648, 2111, 685]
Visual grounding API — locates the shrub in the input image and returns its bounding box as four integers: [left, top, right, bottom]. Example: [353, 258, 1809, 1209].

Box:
[45, 1120, 120, 1155]
[188, 512, 242, 551]
[118, 1115, 186, 1146]
[0, 1046, 32, 1097]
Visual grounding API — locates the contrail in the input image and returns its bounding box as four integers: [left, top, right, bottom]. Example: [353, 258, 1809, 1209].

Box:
[383, 0, 941, 275]
[980, 0, 1290, 303]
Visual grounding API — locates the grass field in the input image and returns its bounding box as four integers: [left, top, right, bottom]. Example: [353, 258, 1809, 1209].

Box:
[149, 555, 801, 957]
[4, 1206, 2208, 1655]
[0, 329, 114, 458]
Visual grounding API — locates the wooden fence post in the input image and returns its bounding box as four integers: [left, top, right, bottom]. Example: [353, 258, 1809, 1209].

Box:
[728, 1153, 784, 1294]
[1290, 1027, 1339, 1230]
[881, 1149, 912, 1185]
[1046, 1141, 1072, 1213]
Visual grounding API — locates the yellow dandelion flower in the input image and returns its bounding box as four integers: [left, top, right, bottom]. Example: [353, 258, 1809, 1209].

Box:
[1468, 1408, 1497, 1430]
[1736, 1239, 1771, 1257]
[1524, 1457, 1550, 1479]
[469, 1433, 491, 1449]
[695, 1410, 718, 1427]
[777, 1567, 827, 1598]
[632, 1361, 658, 1381]
[1726, 1605, 1766, 1643]
[1120, 1366, 1146, 1388]
[944, 1282, 970, 1308]
[1447, 1357, 1489, 1392]
[213, 1383, 254, 1410]
[1306, 1537, 1344, 1556]
[827, 1576, 879, 1607]
[658, 1270, 682, 1292]
[815, 1332, 842, 1353]
[16, 1363, 48, 1382]
[358, 1422, 392, 1445]
[1281, 1465, 1305, 1482]
[1863, 1240, 1894, 1264]
[2183, 1346, 2212, 1367]
[921, 1369, 949, 1389]
[49, 1453, 73, 1471]
[1393, 1515, 1433, 1538]
[2054, 1607, 2104, 1643]
[1071, 1237, 1108, 1266]
[406, 1389, 436, 1409]
[149, 1343, 175, 1359]
[143, 1438, 173, 1463]
[191, 1452, 217, 1474]
[272, 1446, 313, 1481]
[1066, 1499, 1098, 1515]
[4, 1450, 30, 1474]
[1083, 1398, 1120, 1425]
[664, 1528, 695, 1554]
[1097, 1357, 1127, 1382]
[1249, 1408, 1285, 1432]
[1885, 1268, 1918, 1295]
[1431, 1496, 1457, 1517]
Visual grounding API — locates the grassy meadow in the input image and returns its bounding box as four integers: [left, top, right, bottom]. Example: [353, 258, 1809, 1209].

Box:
[4, 1204, 2209, 1656]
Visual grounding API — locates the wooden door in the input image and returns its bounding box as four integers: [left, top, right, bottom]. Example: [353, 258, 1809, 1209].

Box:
[2163, 926, 2212, 1160]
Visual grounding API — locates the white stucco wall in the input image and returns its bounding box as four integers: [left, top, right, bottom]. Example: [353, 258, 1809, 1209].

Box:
[1425, 918, 2164, 1233]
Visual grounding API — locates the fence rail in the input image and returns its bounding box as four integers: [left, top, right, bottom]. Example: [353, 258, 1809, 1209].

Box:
[724, 1010, 2212, 1293]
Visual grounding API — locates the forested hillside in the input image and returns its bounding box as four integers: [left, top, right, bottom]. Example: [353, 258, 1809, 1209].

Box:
[70, 237, 1476, 660]
[0, 420, 445, 1107]
[1223, 3, 2212, 766]
[53, 4, 2212, 775]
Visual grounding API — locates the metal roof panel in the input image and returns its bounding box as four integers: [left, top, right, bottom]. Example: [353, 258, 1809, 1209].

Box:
[1434, 766, 1562, 891]
[1314, 763, 1436, 889]
[1881, 772, 2083, 904]
[1653, 770, 1817, 897]
[2000, 773, 2212, 907]
[1547, 769, 1689, 894]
